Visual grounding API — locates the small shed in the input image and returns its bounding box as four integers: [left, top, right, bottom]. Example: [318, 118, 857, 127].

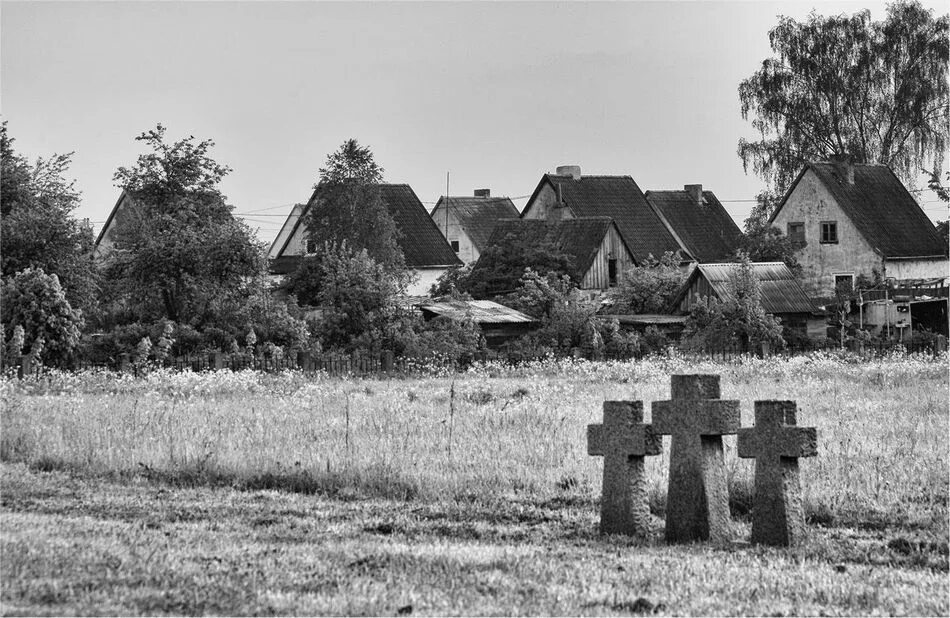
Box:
[669, 262, 825, 337]
[416, 299, 537, 347]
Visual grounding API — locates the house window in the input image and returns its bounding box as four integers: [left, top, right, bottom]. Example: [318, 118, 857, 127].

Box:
[820, 221, 838, 244]
[450, 240, 460, 253]
[787, 222, 805, 244]
[834, 274, 854, 293]
[608, 259, 618, 287]
[306, 237, 317, 254]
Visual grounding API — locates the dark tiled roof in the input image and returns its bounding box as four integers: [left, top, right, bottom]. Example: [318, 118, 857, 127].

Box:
[774, 163, 947, 258]
[273, 183, 461, 269]
[432, 196, 520, 252]
[486, 217, 618, 277]
[377, 184, 462, 267]
[527, 174, 683, 263]
[670, 262, 816, 314]
[645, 190, 742, 262]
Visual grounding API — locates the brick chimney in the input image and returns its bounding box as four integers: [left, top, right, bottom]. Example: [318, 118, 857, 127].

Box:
[830, 153, 855, 185]
[555, 165, 581, 180]
[474, 189, 490, 198]
[684, 184, 703, 206]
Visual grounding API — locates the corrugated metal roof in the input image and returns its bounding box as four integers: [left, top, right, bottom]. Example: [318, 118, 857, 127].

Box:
[527, 174, 684, 263]
[644, 190, 742, 262]
[671, 262, 816, 314]
[432, 196, 520, 252]
[417, 299, 537, 324]
[773, 162, 947, 258]
[599, 314, 688, 325]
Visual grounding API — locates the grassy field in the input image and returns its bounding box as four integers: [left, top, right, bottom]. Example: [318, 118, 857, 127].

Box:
[1, 352, 948, 615]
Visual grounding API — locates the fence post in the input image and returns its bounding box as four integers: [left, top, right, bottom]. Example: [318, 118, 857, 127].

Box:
[17, 354, 29, 380]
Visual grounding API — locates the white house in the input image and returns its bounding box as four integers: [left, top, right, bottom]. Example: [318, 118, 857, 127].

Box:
[770, 156, 949, 299]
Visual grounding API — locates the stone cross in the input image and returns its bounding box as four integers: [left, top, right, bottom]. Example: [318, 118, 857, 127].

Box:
[587, 401, 662, 536]
[652, 374, 740, 544]
[737, 400, 817, 546]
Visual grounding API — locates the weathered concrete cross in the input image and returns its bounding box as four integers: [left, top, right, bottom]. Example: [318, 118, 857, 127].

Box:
[652, 374, 740, 544]
[738, 400, 817, 546]
[587, 401, 662, 536]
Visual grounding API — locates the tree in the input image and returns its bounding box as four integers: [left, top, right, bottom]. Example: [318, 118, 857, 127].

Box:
[1, 268, 83, 364]
[0, 123, 99, 314]
[738, 1, 949, 193]
[303, 242, 410, 353]
[502, 269, 639, 359]
[681, 256, 785, 352]
[304, 139, 405, 273]
[607, 252, 687, 314]
[461, 230, 577, 299]
[103, 125, 264, 334]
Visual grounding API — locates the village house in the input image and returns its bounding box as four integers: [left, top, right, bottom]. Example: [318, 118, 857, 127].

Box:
[430, 190, 520, 264]
[520, 166, 688, 264]
[93, 191, 140, 259]
[669, 262, 825, 338]
[268, 184, 462, 296]
[769, 156, 949, 300]
[644, 185, 742, 263]
[485, 217, 635, 291]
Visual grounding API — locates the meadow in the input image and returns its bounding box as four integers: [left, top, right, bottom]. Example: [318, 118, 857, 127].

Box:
[1, 352, 948, 615]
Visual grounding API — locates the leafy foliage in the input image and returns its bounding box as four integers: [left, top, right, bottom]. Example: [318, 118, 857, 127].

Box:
[462, 231, 577, 299]
[0, 123, 99, 314]
[402, 316, 486, 366]
[1, 267, 83, 364]
[102, 125, 264, 332]
[429, 264, 474, 299]
[738, 1, 949, 192]
[607, 252, 687, 314]
[296, 242, 410, 353]
[503, 270, 639, 359]
[304, 139, 405, 273]
[681, 256, 785, 352]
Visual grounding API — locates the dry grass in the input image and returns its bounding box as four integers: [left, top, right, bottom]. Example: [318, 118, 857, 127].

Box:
[2, 353, 947, 528]
[1, 353, 948, 615]
[2, 463, 947, 616]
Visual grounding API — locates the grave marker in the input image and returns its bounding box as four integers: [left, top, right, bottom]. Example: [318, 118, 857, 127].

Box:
[588, 401, 662, 536]
[652, 374, 740, 543]
[737, 400, 817, 546]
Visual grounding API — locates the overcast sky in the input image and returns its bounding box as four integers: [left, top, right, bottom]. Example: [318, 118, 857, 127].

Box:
[2, 1, 947, 247]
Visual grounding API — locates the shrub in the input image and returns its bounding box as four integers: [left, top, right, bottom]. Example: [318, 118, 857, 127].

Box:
[1, 267, 83, 364]
[403, 316, 486, 367]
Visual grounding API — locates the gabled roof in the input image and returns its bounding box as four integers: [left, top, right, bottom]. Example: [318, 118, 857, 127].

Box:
[645, 190, 742, 262]
[431, 196, 520, 252]
[272, 183, 461, 268]
[267, 203, 306, 259]
[525, 174, 684, 263]
[771, 162, 947, 259]
[486, 217, 628, 278]
[416, 299, 536, 324]
[670, 262, 816, 314]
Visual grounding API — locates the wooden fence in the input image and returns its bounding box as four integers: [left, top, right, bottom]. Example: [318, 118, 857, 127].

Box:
[5, 336, 947, 380]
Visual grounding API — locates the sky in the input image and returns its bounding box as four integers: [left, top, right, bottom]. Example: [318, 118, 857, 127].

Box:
[2, 0, 948, 248]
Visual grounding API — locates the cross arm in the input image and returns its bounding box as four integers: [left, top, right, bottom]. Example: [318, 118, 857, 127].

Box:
[587, 424, 605, 456]
[651, 400, 741, 436]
